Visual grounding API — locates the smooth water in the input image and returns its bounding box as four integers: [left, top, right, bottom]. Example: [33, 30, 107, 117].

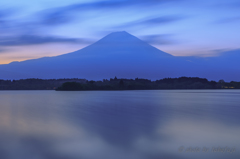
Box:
[0, 90, 239, 159]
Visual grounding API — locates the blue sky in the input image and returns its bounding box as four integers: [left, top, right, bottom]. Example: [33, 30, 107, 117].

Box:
[0, 0, 240, 64]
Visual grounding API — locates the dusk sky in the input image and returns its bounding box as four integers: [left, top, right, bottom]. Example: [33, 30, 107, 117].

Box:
[0, 0, 240, 64]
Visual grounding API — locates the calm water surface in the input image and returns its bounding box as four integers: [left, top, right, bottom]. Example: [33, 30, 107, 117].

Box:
[0, 90, 239, 159]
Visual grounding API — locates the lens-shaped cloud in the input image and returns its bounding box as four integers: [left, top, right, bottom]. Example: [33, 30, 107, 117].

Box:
[0, 35, 93, 46]
[113, 15, 185, 29]
[140, 34, 177, 45]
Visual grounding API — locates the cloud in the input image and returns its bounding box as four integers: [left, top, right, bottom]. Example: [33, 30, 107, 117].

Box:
[141, 16, 184, 24]
[140, 34, 177, 45]
[115, 16, 184, 28]
[0, 9, 12, 19]
[0, 7, 20, 20]
[55, 0, 181, 11]
[70, 0, 182, 9]
[216, 0, 240, 9]
[0, 10, 7, 19]
[0, 48, 7, 53]
[0, 35, 93, 46]
[38, 0, 183, 26]
[216, 16, 240, 24]
[41, 13, 73, 26]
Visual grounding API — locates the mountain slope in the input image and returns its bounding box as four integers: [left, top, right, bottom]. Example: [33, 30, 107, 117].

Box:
[0, 31, 239, 81]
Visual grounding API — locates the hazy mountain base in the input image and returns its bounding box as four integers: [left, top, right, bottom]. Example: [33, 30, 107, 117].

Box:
[56, 77, 239, 91]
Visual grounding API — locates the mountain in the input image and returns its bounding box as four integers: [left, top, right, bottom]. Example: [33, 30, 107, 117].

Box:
[0, 31, 239, 81]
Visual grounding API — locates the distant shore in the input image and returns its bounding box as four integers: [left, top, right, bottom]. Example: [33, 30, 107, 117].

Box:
[0, 77, 239, 90]
[0, 78, 87, 90]
[56, 77, 239, 91]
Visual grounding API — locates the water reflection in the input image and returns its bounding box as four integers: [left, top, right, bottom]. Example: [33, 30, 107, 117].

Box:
[0, 90, 239, 159]
[68, 91, 164, 147]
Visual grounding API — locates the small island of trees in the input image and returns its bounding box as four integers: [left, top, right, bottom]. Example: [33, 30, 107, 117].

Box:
[56, 76, 240, 91]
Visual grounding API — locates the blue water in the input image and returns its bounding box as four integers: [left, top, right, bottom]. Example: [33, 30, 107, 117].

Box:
[0, 90, 239, 159]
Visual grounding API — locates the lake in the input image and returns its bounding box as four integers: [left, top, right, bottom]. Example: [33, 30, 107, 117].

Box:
[0, 90, 239, 159]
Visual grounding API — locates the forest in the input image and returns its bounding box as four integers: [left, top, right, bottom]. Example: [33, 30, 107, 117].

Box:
[0, 77, 239, 90]
[56, 77, 240, 91]
[0, 78, 87, 90]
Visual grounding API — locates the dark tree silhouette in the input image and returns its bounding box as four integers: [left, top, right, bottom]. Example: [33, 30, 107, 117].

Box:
[119, 79, 124, 89]
[0, 77, 238, 90]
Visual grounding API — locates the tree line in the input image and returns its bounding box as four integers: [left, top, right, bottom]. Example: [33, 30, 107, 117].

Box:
[0, 77, 239, 90]
[0, 78, 87, 90]
[56, 77, 240, 91]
